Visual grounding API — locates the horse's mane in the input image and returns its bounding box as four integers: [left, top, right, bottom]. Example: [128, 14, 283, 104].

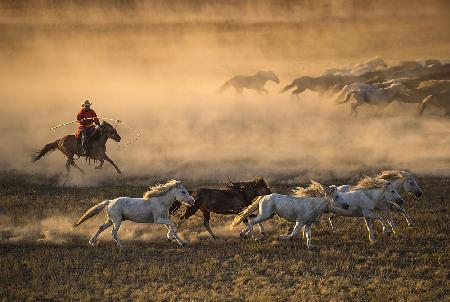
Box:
[89, 121, 113, 140]
[376, 170, 410, 181]
[227, 178, 265, 188]
[143, 179, 180, 199]
[350, 176, 389, 191]
[367, 56, 385, 65]
[291, 180, 326, 197]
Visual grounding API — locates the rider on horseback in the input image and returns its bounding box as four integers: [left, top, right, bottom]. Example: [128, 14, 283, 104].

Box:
[77, 100, 100, 156]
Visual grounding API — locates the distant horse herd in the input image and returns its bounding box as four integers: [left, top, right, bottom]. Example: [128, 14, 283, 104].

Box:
[74, 170, 423, 248]
[220, 57, 450, 116]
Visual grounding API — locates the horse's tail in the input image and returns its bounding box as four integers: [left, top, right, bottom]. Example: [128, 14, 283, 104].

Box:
[230, 196, 263, 229]
[32, 139, 59, 162]
[334, 85, 350, 103]
[73, 200, 110, 228]
[335, 90, 355, 104]
[218, 79, 232, 93]
[280, 81, 296, 93]
[417, 94, 434, 116]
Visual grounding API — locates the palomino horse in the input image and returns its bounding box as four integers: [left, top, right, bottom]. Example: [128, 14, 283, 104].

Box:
[293, 177, 404, 243]
[231, 182, 352, 249]
[73, 180, 195, 246]
[170, 178, 271, 239]
[219, 71, 280, 94]
[32, 121, 122, 174]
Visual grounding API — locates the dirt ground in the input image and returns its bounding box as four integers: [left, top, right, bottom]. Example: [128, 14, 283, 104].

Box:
[0, 173, 448, 301]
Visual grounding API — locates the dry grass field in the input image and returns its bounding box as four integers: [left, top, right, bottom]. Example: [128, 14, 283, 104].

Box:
[0, 172, 448, 301]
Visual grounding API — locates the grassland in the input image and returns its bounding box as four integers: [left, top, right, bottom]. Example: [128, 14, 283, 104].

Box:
[0, 172, 448, 301]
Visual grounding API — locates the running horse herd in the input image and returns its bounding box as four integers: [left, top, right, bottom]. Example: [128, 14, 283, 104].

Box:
[73, 170, 423, 248]
[222, 57, 450, 116]
[34, 57, 438, 247]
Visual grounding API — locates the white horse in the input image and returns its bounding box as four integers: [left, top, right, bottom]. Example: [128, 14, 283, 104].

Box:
[73, 180, 195, 246]
[323, 57, 387, 76]
[337, 170, 422, 229]
[336, 82, 411, 116]
[230, 182, 352, 248]
[294, 177, 404, 243]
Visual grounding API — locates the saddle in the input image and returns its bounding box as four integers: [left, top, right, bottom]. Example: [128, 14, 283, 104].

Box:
[76, 127, 99, 155]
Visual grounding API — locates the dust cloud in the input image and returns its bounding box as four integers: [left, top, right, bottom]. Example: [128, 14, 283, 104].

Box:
[0, 0, 449, 183]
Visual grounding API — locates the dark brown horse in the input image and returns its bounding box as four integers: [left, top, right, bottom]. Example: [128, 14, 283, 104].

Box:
[32, 121, 122, 174]
[170, 178, 271, 239]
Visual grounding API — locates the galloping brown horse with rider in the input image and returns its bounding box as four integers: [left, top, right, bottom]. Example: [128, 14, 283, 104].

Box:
[32, 100, 122, 174]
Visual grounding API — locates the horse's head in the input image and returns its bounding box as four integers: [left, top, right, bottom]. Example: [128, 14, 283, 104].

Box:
[174, 183, 195, 206]
[382, 182, 405, 205]
[229, 178, 271, 199]
[258, 71, 279, 84]
[403, 175, 423, 198]
[100, 121, 121, 142]
[323, 185, 349, 209]
[254, 178, 272, 195]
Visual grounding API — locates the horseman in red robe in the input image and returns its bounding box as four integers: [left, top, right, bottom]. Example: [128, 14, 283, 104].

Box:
[76, 100, 100, 155]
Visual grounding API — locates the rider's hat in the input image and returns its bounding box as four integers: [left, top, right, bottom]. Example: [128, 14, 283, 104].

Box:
[82, 100, 92, 107]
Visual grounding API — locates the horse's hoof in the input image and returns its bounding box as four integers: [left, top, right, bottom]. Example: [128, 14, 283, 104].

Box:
[277, 235, 289, 241]
[89, 240, 97, 246]
[307, 244, 316, 249]
[239, 232, 247, 239]
[95, 166, 102, 170]
[408, 223, 414, 228]
[180, 242, 187, 247]
[117, 170, 122, 174]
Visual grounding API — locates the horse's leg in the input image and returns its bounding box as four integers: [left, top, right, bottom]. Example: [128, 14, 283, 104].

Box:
[304, 223, 315, 248]
[89, 219, 113, 245]
[111, 218, 123, 247]
[178, 202, 200, 226]
[200, 210, 217, 239]
[350, 102, 359, 117]
[292, 89, 301, 100]
[257, 222, 265, 235]
[156, 218, 186, 246]
[95, 159, 104, 170]
[103, 154, 121, 174]
[388, 201, 414, 227]
[164, 225, 176, 241]
[70, 158, 85, 174]
[328, 213, 336, 232]
[381, 206, 397, 235]
[244, 210, 273, 240]
[278, 221, 302, 241]
[363, 209, 392, 234]
[65, 158, 71, 174]
[364, 217, 376, 243]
